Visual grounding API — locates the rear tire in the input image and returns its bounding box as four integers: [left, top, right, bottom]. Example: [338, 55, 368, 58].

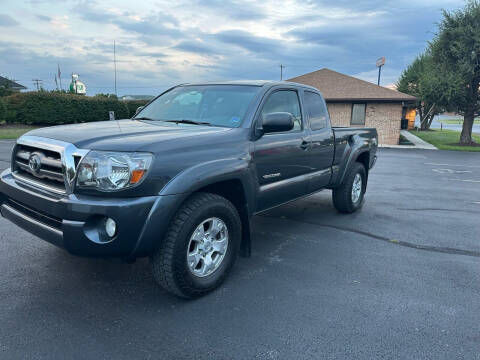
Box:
[150, 192, 241, 299]
[332, 162, 367, 213]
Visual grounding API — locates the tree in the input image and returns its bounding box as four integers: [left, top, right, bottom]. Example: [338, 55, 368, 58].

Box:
[0, 80, 14, 97]
[430, 1, 480, 145]
[397, 54, 448, 130]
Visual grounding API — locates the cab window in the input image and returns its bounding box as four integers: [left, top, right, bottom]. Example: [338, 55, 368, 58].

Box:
[304, 91, 328, 130]
[261, 90, 302, 132]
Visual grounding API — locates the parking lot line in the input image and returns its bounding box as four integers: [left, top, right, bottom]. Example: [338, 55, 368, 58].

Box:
[447, 178, 480, 183]
[425, 162, 480, 168]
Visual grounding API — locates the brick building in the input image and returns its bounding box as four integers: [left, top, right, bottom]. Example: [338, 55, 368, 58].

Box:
[288, 69, 416, 145]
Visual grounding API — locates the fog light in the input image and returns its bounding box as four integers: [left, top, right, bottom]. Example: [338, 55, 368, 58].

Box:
[105, 218, 117, 238]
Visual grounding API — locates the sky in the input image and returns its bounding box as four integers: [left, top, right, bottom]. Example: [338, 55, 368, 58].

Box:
[0, 0, 462, 96]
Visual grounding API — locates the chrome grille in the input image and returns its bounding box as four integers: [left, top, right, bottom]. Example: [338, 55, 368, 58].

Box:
[11, 136, 89, 194]
[15, 144, 65, 185]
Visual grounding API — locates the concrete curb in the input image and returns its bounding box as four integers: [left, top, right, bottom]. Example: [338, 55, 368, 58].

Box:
[379, 130, 438, 150]
[400, 130, 438, 149]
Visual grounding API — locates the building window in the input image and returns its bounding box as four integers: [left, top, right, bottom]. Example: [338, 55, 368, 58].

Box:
[351, 103, 366, 125]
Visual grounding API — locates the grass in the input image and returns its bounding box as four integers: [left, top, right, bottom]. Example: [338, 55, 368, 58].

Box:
[0, 125, 40, 139]
[438, 118, 480, 124]
[409, 129, 480, 152]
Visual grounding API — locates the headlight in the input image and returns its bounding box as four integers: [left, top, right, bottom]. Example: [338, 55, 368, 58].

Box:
[76, 151, 153, 191]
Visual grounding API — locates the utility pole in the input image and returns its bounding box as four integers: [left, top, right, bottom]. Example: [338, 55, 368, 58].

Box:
[32, 79, 43, 91]
[114, 40, 117, 96]
[280, 64, 285, 80]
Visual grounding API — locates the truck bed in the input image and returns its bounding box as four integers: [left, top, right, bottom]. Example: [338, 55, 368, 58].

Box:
[331, 127, 378, 168]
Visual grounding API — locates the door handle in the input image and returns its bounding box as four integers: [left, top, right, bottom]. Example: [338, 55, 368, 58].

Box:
[300, 140, 310, 150]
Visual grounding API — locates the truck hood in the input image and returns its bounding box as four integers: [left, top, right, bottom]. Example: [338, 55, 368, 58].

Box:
[26, 119, 233, 151]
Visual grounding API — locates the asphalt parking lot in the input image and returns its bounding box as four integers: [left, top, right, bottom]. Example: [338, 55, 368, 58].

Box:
[0, 140, 479, 359]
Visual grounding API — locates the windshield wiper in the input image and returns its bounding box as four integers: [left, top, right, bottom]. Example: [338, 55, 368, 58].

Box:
[164, 119, 212, 126]
[133, 116, 157, 121]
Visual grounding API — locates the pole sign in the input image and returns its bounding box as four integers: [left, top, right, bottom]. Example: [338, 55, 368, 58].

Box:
[376, 56, 386, 67]
[376, 57, 385, 86]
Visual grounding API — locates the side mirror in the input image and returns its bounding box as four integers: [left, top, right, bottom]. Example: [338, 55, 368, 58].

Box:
[262, 112, 294, 133]
[135, 106, 144, 116]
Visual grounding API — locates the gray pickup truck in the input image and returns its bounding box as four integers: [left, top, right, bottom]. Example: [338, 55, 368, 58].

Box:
[0, 81, 377, 298]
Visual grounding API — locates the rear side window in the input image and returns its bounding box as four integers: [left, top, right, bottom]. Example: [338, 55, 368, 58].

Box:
[261, 90, 302, 131]
[304, 91, 328, 130]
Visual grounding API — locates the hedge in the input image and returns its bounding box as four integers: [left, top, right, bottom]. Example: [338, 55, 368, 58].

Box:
[124, 99, 150, 117]
[3, 92, 148, 125]
[0, 98, 6, 123]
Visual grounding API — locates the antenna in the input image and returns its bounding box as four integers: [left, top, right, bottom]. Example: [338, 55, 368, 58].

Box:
[114, 40, 117, 96]
[280, 64, 285, 80]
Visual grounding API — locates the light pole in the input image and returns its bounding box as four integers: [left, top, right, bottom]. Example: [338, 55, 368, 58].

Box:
[376, 57, 385, 86]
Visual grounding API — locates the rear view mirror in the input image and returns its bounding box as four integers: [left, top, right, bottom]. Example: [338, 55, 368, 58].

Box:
[262, 112, 294, 133]
[135, 106, 144, 116]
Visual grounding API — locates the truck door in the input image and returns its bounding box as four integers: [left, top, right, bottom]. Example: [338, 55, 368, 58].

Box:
[253, 89, 311, 212]
[303, 91, 335, 191]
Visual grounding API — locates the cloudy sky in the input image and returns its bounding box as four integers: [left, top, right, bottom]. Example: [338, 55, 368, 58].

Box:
[1, 0, 460, 95]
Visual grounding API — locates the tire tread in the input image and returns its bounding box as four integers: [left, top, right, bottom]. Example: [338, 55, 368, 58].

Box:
[151, 192, 240, 298]
[332, 162, 366, 214]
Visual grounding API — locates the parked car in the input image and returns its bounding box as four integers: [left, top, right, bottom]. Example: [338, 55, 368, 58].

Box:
[0, 81, 377, 298]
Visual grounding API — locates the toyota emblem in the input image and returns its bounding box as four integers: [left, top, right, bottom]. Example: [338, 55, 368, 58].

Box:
[28, 153, 42, 173]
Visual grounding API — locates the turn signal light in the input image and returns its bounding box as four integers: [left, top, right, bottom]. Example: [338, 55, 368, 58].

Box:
[130, 169, 146, 184]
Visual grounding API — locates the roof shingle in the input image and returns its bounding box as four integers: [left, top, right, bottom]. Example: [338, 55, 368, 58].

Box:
[288, 68, 416, 102]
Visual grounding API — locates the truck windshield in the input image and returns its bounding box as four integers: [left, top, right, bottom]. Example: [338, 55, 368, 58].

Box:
[135, 85, 261, 128]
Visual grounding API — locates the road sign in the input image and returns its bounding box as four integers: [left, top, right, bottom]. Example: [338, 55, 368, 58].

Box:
[376, 57, 386, 67]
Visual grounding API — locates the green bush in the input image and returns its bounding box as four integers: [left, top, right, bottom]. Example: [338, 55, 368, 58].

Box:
[123, 100, 150, 118]
[4, 92, 131, 125]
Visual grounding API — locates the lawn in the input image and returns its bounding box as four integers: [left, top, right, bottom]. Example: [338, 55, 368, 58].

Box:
[0, 125, 39, 139]
[409, 129, 480, 151]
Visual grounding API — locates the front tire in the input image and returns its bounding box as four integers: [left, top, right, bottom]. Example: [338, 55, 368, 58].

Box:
[332, 162, 367, 213]
[150, 192, 241, 298]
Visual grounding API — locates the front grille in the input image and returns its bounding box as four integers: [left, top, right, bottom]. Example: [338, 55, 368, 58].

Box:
[5, 197, 63, 230]
[13, 144, 66, 193]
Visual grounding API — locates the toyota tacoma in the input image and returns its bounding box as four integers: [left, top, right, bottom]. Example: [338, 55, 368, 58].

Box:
[0, 81, 377, 298]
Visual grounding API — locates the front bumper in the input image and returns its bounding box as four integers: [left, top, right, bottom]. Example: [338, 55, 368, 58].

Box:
[0, 169, 182, 257]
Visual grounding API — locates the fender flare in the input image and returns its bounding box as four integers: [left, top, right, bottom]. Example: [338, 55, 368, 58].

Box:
[333, 136, 372, 187]
[131, 158, 256, 258]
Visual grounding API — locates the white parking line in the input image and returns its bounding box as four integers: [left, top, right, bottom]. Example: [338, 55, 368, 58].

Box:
[432, 168, 472, 174]
[448, 178, 480, 183]
[425, 162, 480, 168]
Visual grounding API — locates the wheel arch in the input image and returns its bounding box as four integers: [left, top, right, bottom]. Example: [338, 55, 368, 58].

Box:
[133, 173, 254, 259]
[195, 179, 252, 257]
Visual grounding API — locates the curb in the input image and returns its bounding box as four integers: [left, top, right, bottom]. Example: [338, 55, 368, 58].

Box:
[400, 130, 438, 149]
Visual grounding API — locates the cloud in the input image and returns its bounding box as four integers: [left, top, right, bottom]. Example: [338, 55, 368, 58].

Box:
[0, 0, 462, 95]
[213, 30, 278, 55]
[192, 0, 266, 21]
[36, 14, 52, 22]
[0, 14, 18, 26]
[173, 41, 218, 56]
